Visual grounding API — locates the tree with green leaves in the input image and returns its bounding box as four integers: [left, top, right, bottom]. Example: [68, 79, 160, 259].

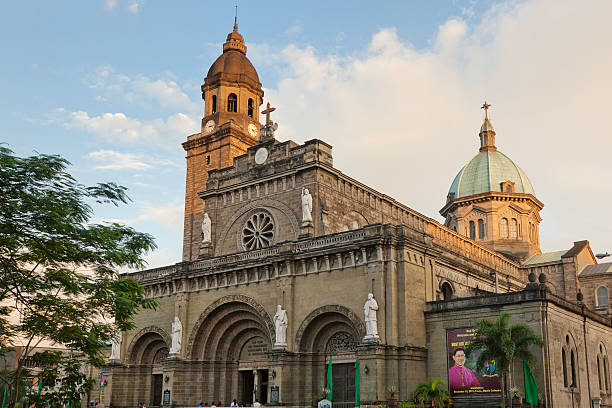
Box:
[411, 379, 451, 408]
[466, 312, 543, 407]
[0, 146, 158, 406]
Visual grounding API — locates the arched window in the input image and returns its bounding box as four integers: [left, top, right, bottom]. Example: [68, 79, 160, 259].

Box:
[597, 286, 609, 306]
[570, 349, 577, 387]
[248, 98, 254, 118]
[598, 355, 603, 391]
[501, 218, 509, 238]
[605, 357, 610, 391]
[478, 219, 485, 240]
[562, 348, 568, 387]
[441, 282, 453, 300]
[211, 95, 217, 114]
[469, 221, 476, 240]
[510, 218, 518, 239]
[227, 93, 237, 112]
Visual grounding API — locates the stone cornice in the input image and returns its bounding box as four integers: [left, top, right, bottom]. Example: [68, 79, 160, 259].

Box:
[425, 287, 612, 328]
[440, 191, 544, 217]
[181, 123, 254, 152]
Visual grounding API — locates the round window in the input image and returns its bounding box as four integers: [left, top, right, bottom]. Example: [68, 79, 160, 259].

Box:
[242, 212, 274, 250]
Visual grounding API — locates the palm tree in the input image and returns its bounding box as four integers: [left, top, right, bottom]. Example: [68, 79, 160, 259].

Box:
[466, 312, 543, 407]
[412, 379, 451, 407]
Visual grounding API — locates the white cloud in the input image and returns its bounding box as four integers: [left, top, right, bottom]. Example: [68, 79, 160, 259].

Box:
[259, 0, 612, 254]
[86, 150, 151, 170]
[104, 0, 117, 10]
[127, 1, 141, 13]
[84, 67, 196, 112]
[64, 110, 197, 145]
[135, 202, 183, 233]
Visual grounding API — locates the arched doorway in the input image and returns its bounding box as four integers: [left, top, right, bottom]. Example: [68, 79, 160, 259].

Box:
[188, 296, 274, 405]
[296, 306, 364, 405]
[127, 328, 170, 406]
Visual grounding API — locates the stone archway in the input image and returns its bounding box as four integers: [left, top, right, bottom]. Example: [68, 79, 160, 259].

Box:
[295, 304, 365, 352]
[186, 294, 274, 359]
[185, 295, 275, 405]
[126, 326, 171, 364]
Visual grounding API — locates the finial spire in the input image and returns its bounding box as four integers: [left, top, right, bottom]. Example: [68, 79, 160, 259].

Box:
[234, 3, 238, 31]
[479, 100, 496, 152]
[481, 101, 491, 120]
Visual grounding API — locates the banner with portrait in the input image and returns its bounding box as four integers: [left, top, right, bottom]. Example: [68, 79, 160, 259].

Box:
[446, 327, 501, 397]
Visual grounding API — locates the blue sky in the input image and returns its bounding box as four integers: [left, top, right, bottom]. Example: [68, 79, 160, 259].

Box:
[2, 0, 611, 268]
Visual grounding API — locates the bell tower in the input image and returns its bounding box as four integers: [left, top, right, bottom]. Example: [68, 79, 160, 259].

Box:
[182, 20, 264, 261]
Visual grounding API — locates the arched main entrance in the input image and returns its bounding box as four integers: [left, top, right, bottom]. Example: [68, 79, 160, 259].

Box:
[187, 296, 274, 405]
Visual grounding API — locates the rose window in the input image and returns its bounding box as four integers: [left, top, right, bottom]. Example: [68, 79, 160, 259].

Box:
[242, 212, 274, 250]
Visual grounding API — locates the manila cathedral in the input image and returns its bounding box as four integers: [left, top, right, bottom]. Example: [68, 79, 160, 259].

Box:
[101, 21, 612, 408]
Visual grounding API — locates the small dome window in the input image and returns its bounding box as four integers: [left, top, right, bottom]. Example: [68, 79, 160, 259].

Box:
[510, 218, 518, 239]
[211, 95, 217, 114]
[469, 221, 476, 240]
[478, 219, 485, 240]
[500, 218, 509, 238]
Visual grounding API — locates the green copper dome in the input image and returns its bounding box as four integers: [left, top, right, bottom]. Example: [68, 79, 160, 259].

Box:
[448, 149, 536, 199]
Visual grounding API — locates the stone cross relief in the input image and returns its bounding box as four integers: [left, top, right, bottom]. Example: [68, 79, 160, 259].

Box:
[260, 102, 278, 141]
[363, 293, 379, 341]
[273, 304, 288, 348]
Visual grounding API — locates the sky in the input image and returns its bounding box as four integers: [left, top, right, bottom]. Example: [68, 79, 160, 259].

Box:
[1, 0, 611, 269]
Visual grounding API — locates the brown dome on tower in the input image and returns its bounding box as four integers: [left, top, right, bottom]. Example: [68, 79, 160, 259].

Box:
[205, 18, 260, 86]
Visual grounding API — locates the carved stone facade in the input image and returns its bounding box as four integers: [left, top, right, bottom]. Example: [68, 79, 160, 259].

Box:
[104, 24, 612, 408]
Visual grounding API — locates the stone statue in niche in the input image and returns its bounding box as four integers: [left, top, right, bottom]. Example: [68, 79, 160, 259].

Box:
[301, 188, 313, 223]
[273, 304, 288, 348]
[109, 334, 121, 361]
[169, 316, 182, 354]
[201, 213, 211, 243]
[363, 293, 379, 341]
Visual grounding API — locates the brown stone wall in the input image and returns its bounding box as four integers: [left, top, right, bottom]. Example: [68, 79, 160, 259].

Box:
[182, 130, 256, 261]
[579, 275, 611, 314]
[425, 290, 612, 408]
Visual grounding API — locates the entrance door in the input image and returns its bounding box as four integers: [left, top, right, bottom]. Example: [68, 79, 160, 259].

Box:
[258, 370, 268, 404]
[331, 363, 355, 404]
[152, 374, 163, 406]
[240, 371, 254, 404]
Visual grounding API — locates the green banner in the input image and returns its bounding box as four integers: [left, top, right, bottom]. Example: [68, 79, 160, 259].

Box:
[326, 356, 333, 401]
[354, 356, 360, 407]
[524, 361, 538, 406]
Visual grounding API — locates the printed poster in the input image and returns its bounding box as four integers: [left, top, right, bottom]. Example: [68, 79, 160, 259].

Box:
[447, 327, 501, 396]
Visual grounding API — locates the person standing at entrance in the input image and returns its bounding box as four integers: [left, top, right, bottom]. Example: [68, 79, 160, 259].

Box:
[253, 399, 261, 408]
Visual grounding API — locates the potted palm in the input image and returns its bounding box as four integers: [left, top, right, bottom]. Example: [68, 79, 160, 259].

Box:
[466, 313, 543, 407]
[385, 385, 399, 408]
[412, 379, 451, 408]
[509, 386, 523, 407]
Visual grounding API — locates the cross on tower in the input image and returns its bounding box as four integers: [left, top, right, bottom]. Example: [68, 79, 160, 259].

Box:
[481, 101, 492, 120]
[262, 102, 276, 126]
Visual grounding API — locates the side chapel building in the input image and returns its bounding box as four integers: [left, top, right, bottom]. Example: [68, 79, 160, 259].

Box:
[103, 22, 612, 408]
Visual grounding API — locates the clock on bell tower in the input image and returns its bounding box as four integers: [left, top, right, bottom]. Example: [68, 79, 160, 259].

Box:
[181, 18, 264, 261]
